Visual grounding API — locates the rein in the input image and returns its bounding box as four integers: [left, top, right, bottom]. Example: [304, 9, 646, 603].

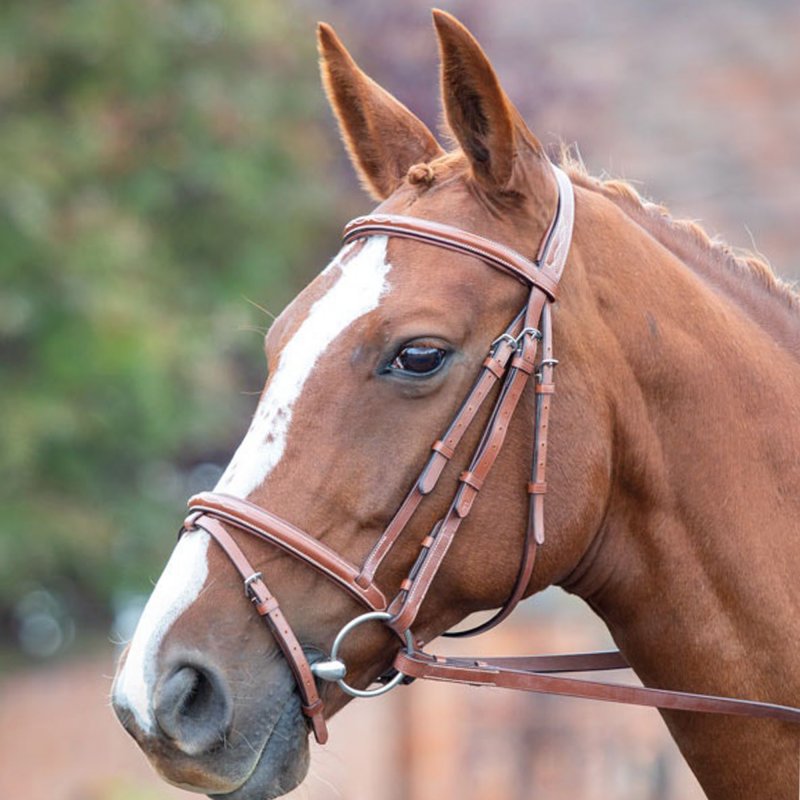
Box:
[181, 164, 800, 745]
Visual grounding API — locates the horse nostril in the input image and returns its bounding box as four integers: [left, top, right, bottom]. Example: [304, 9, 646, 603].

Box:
[154, 663, 233, 755]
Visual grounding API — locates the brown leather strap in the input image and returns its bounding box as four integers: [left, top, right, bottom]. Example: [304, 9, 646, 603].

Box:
[394, 650, 800, 726]
[530, 301, 555, 547]
[356, 324, 522, 589]
[343, 215, 559, 299]
[188, 492, 386, 611]
[182, 513, 328, 743]
[475, 650, 629, 673]
[536, 165, 575, 283]
[388, 294, 548, 634]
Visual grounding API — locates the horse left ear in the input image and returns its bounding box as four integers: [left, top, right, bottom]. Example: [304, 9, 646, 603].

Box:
[318, 22, 445, 200]
[433, 10, 549, 195]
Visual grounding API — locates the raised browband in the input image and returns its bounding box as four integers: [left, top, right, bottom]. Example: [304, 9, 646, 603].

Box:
[343, 214, 560, 298]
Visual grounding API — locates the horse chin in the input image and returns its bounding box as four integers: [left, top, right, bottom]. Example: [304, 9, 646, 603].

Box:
[209, 701, 310, 800]
[128, 695, 310, 800]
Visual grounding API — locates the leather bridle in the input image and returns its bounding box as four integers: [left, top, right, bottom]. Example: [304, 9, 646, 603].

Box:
[181, 163, 800, 746]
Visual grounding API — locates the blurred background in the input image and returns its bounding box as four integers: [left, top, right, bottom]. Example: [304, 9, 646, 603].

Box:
[2, 0, 799, 798]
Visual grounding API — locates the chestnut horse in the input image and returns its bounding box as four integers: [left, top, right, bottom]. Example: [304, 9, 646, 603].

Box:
[112, 11, 800, 800]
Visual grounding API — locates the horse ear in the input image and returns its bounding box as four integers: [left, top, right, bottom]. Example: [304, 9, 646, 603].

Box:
[317, 23, 444, 200]
[433, 10, 545, 192]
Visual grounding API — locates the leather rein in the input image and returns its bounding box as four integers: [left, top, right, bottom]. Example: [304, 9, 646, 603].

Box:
[181, 164, 800, 745]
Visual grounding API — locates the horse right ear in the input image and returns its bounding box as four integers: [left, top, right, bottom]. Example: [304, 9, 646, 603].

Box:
[433, 10, 548, 195]
[318, 23, 444, 201]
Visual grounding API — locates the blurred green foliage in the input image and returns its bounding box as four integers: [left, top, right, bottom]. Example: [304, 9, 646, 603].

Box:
[0, 0, 353, 638]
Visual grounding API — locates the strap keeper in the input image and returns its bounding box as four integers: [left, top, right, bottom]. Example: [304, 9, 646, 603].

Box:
[431, 439, 455, 460]
[400, 578, 413, 592]
[528, 481, 548, 495]
[180, 511, 203, 535]
[511, 354, 536, 374]
[302, 698, 324, 716]
[253, 597, 279, 616]
[535, 382, 555, 394]
[459, 471, 484, 491]
[421, 535, 434, 548]
[482, 355, 505, 379]
[355, 572, 371, 590]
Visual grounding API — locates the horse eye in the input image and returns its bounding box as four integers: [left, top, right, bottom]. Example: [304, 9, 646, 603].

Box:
[390, 345, 447, 376]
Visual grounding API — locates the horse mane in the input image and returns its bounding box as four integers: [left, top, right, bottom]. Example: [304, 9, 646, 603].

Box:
[560, 147, 800, 322]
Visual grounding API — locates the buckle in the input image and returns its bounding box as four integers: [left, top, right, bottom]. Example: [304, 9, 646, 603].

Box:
[490, 333, 517, 351]
[243, 571, 263, 599]
[514, 327, 542, 350]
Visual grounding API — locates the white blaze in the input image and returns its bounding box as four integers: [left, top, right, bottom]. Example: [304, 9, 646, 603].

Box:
[113, 236, 392, 732]
[113, 531, 210, 732]
[215, 235, 391, 498]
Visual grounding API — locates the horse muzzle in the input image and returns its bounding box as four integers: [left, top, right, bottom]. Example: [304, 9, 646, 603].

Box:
[112, 646, 311, 799]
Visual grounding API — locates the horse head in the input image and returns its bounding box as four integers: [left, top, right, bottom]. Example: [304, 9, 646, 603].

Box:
[111, 13, 609, 797]
[112, 10, 800, 800]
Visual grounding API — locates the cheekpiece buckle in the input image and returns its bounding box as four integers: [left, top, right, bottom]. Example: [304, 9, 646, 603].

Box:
[490, 333, 518, 352]
[243, 571, 263, 599]
[514, 327, 542, 351]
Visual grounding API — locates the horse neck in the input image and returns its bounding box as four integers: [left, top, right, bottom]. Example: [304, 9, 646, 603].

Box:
[561, 188, 800, 796]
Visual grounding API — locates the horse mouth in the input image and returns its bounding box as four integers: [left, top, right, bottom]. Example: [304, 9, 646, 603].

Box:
[205, 699, 310, 800]
[120, 691, 310, 800]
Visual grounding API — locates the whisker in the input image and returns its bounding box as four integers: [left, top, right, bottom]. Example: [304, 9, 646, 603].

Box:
[242, 296, 278, 322]
[230, 726, 259, 757]
[195, 577, 218, 600]
[306, 768, 343, 800]
[238, 324, 271, 336]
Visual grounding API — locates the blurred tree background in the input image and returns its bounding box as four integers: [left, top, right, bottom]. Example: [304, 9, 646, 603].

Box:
[0, 0, 361, 654]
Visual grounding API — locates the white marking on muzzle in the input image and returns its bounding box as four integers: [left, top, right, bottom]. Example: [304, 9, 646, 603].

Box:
[113, 530, 210, 733]
[113, 236, 392, 732]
